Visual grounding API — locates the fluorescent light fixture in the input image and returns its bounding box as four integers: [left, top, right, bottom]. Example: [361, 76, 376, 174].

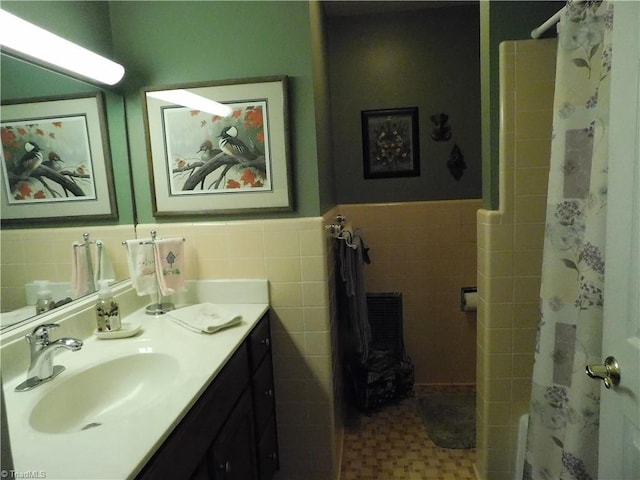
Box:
[0, 9, 125, 86]
[147, 89, 233, 117]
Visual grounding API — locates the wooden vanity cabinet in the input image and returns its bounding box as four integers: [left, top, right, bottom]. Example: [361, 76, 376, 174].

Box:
[136, 312, 278, 480]
[247, 315, 279, 479]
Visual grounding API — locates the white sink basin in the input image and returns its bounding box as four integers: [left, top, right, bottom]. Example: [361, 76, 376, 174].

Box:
[29, 353, 179, 434]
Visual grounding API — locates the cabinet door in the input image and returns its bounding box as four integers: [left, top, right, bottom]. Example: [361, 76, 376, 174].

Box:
[257, 415, 279, 480]
[248, 314, 271, 371]
[190, 461, 209, 480]
[209, 388, 256, 480]
[252, 355, 275, 435]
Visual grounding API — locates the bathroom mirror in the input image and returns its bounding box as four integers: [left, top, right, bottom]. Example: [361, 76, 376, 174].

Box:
[0, 53, 136, 332]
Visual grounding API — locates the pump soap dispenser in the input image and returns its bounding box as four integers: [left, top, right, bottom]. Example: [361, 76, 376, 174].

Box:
[96, 280, 121, 332]
[34, 280, 53, 315]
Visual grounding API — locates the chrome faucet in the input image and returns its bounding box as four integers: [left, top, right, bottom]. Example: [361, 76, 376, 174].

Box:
[15, 323, 83, 392]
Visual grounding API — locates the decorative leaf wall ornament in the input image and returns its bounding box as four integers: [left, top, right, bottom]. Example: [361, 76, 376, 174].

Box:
[447, 143, 466, 181]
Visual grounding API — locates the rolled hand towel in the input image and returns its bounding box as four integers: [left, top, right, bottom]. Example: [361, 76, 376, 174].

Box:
[167, 303, 242, 334]
[125, 239, 157, 296]
[71, 242, 91, 296]
[154, 237, 185, 296]
[94, 240, 115, 284]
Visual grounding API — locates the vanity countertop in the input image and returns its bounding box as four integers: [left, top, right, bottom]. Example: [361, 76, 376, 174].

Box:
[2, 280, 269, 480]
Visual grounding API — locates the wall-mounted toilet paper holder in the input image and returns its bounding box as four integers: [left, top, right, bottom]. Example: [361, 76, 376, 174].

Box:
[460, 287, 478, 312]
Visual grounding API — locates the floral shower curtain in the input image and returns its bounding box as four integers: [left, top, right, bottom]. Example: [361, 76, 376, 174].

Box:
[523, 1, 614, 479]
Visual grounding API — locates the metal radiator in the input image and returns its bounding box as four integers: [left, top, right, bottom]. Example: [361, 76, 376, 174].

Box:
[349, 292, 414, 412]
[366, 292, 406, 357]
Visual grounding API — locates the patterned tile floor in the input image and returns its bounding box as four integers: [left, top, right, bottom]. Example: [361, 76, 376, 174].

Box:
[340, 386, 477, 480]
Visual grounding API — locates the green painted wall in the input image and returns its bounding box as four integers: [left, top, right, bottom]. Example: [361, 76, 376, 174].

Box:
[482, 0, 563, 209]
[1, 1, 113, 57]
[109, 0, 322, 222]
[310, 2, 337, 214]
[1, 56, 97, 98]
[327, 5, 482, 204]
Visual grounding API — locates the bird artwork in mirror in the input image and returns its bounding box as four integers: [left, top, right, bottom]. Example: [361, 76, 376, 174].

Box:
[0, 92, 117, 223]
[143, 76, 293, 216]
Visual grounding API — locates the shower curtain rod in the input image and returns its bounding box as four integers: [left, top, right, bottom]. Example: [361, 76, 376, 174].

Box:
[531, 6, 565, 38]
[531, 1, 584, 39]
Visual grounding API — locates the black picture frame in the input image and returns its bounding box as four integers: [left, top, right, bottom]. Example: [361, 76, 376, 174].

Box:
[361, 107, 420, 179]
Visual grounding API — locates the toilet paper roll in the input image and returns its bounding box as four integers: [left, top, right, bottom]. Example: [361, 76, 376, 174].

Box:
[462, 291, 478, 312]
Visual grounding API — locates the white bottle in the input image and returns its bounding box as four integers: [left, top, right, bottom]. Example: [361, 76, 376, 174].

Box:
[96, 279, 121, 332]
[35, 280, 53, 315]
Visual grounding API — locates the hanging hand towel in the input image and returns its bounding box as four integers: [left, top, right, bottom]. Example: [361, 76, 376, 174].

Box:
[154, 237, 186, 296]
[167, 303, 242, 334]
[71, 242, 92, 297]
[94, 240, 115, 284]
[125, 239, 157, 296]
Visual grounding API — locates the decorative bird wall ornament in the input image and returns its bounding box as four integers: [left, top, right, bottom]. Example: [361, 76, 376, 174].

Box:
[13, 141, 43, 177]
[430, 113, 452, 142]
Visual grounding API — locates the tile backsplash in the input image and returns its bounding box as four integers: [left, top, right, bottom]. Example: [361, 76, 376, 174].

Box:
[1, 225, 134, 311]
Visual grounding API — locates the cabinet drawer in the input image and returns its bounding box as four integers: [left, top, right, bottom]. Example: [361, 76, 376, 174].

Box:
[252, 354, 275, 435]
[248, 314, 271, 372]
[257, 415, 279, 480]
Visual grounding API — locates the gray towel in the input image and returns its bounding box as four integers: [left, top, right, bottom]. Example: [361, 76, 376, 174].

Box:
[338, 230, 371, 363]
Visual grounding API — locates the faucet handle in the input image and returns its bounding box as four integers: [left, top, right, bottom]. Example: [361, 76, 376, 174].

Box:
[26, 323, 60, 345]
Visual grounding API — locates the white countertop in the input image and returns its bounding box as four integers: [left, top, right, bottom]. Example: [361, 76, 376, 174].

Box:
[2, 279, 269, 480]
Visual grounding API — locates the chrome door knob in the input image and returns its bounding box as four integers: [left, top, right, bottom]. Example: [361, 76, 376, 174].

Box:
[586, 356, 621, 389]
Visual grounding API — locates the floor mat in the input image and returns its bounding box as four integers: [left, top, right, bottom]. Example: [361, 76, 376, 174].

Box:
[417, 392, 476, 449]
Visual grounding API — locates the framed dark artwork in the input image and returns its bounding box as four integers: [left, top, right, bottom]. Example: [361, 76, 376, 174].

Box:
[0, 92, 117, 224]
[143, 76, 292, 216]
[361, 107, 420, 179]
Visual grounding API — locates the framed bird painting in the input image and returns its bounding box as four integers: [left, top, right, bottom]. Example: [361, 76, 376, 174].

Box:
[361, 107, 420, 179]
[0, 92, 117, 224]
[143, 76, 293, 216]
